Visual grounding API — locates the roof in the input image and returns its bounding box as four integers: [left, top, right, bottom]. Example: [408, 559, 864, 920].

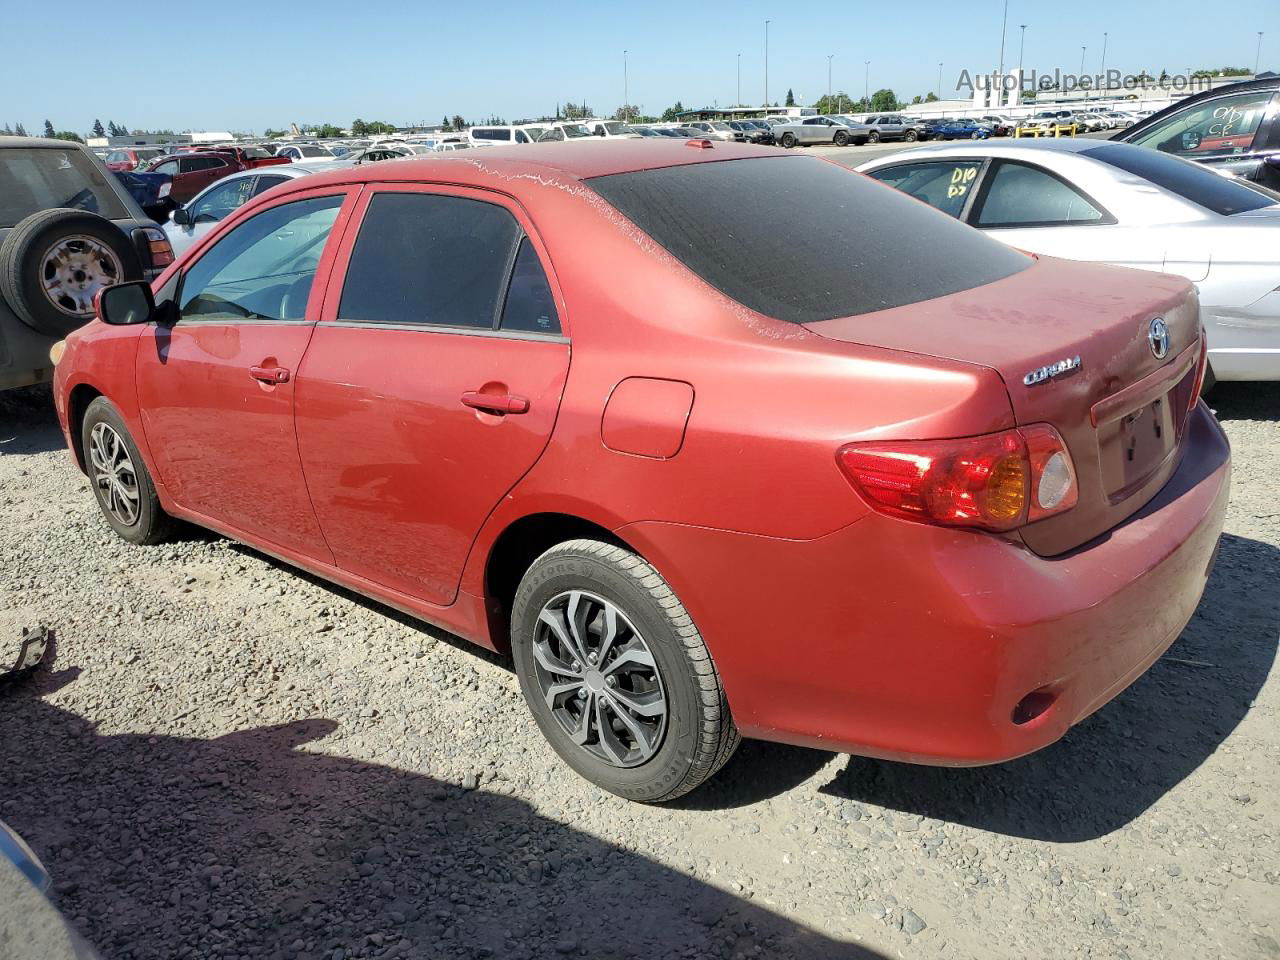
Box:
[296, 139, 784, 194]
[0, 136, 87, 150]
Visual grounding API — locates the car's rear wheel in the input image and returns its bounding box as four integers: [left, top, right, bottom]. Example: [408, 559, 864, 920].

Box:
[867, 130, 880, 143]
[780, 132, 796, 149]
[511, 539, 739, 802]
[0, 209, 142, 338]
[971, 131, 982, 139]
[834, 130, 850, 146]
[81, 397, 175, 545]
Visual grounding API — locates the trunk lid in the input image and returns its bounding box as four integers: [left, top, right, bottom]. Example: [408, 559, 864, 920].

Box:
[805, 256, 1203, 555]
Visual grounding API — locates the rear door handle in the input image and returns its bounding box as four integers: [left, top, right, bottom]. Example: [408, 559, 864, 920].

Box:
[250, 365, 290, 384]
[461, 391, 529, 415]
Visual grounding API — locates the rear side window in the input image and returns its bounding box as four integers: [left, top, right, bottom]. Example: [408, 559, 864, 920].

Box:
[1083, 142, 1279, 216]
[500, 239, 560, 334]
[974, 162, 1109, 227]
[586, 156, 1030, 324]
[339, 193, 520, 329]
[866, 160, 984, 219]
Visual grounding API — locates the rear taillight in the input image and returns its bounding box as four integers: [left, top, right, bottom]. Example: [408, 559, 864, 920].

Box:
[141, 226, 174, 268]
[837, 424, 1077, 532]
[1190, 333, 1208, 411]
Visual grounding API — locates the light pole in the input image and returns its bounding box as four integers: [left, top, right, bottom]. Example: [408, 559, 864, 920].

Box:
[737, 53, 741, 106]
[1080, 45, 1087, 100]
[997, 0, 1008, 86]
[828, 54, 834, 107]
[937, 61, 943, 99]
[764, 20, 771, 106]
[1018, 25, 1026, 70]
[1099, 32, 1108, 100]
[1257, 32, 1265, 74]
[864, 60, 870, 107]
[623, 50, 629, 119]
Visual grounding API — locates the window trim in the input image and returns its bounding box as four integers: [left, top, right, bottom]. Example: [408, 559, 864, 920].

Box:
[168, 186, 360, 326]
[967, 158, 1117, 230]
[321, 182, 570, 340]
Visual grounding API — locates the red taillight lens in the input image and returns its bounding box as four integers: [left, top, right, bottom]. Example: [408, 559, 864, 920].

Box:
[1189, 333, 1208, 412]
[141, 227, 174, 268]
[837, 425, 1077, 532]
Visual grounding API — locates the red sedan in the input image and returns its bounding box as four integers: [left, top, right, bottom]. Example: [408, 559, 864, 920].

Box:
[51, 141, 1229, 801]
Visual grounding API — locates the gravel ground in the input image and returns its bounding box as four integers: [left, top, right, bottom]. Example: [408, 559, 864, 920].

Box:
[1, 383, 1277, 960]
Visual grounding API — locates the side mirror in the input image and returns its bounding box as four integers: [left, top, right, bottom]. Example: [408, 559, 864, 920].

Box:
[98, 281, 155, 326]
[172, 206, 191, 225]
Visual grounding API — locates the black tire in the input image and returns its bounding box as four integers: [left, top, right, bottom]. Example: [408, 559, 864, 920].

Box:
[867, 130, 881, 143]
[1200, 362, 1216, 396]
[511, 539, 740, 802]
[971, 131, 982, 140]
[905, 129, 919, 142]
[80, 397, 175, 545]
[0, 209, 142, 338]
[834, 130, 850, 146]
[780, 132, 796, 149]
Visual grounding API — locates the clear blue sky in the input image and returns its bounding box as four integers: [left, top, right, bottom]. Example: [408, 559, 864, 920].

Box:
[4, 0, 1277, 134]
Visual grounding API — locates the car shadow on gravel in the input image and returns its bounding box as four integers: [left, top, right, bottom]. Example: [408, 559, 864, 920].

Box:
[1208, 382, 1280, 423]
[819, 531, 1279, 842]
[0, 385, 65, 456]
[0, 670, 887, 960]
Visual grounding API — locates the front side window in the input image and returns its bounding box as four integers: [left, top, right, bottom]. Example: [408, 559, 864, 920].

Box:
[179, 195, 344, 323]
[189, 177, 256, 222]
[587, 155, 1030, 325]
[866, 160, 984, 219]
[339, 193, 520, 329]
[1125, 90, 1275, 157]
[974, 161, 1109, 227]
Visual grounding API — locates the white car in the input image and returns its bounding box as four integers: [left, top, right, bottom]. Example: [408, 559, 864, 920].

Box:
[581, 119, 641, 139]
[467, 125, 547, 146]
[162, 162, 351, 257]
[858, 138, 1280, 383]
[275, 143, 338, 163]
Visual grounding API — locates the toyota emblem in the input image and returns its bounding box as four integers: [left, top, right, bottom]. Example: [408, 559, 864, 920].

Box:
[1148, 317, 1170, 359]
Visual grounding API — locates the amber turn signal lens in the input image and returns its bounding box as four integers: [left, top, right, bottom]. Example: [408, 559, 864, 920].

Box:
[49, 340, 66, 366]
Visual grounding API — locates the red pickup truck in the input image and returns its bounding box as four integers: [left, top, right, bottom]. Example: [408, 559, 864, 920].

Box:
[174, 144, 291, 169]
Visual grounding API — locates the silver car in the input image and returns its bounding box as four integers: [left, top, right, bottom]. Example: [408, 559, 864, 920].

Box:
[163, 162, 352, 258]
[858, 138, 1280, 383]
[772, 115, 869, 148]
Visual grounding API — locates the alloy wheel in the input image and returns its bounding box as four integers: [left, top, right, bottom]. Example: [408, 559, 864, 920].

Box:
[88, 422, 140, 526]
[40, 235, 123, 317]
[531, 590, 668, 768]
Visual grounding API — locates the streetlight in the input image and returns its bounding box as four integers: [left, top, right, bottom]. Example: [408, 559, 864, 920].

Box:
[997, 0, 1008, 84]
[764, 20, 771, 106]
[937, 61, 943, 99]
[1018, 25, 1027, 70]
[1099, 32, 1108, 100]
[1080, 45, 1087, 100]
[1257, 32, 1265, 74]
[864, 60, 870, 107]
[828, 54, 834, 107]
[737, 53, 741, 106]
[623, 50, 629, 119]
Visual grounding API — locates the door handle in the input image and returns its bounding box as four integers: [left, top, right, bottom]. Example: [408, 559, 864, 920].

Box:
[250, 365, 290, 384]
[461, 391, 529, 415]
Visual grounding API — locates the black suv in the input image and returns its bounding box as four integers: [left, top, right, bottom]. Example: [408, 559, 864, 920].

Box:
[0, 137, 173, 390]
[1114, 74, 1280, 190]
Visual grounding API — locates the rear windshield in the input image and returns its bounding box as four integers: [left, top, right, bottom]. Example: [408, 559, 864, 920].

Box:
[1082, 143, 1280, 216]
[586, 156, 1031, 324]
[0, 147, 129, 227]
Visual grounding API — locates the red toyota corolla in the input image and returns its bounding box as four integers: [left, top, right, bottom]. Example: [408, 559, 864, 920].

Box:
[51, 141, 1229, 801]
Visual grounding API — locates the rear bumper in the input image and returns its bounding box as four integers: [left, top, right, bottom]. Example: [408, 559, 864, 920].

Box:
[619, 403, 1230, 765]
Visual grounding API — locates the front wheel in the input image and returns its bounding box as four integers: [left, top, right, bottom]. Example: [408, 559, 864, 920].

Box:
[511, 540, 740, 802]
[780, 132, 797, 149]
[834, 130, 849, 146]
[81, 397, 175, 545]
[904, 129, 919, 142]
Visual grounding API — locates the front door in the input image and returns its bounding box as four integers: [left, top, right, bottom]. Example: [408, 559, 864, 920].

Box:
[294, 185, 570, 605]
[135, 188, 357, 561]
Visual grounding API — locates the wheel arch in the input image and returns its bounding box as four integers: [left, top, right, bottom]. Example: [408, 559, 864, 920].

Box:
[66, 381, 104, 473]
[482, 511, 644, 654]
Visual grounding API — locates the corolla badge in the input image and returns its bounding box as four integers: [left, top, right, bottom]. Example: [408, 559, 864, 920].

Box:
[1023, 355, 1082, 387]
[1149, 317, 1170, 359]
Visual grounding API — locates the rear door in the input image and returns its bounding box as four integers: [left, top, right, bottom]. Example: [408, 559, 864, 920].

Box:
[294, 184, 570, 605]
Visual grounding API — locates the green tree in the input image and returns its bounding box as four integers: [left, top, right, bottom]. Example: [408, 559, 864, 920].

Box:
[43, 119, 55, 137]
[562, 101, 591, 120]
[451, 115, 466, 132]
[15, 123, 28, 136]
[612, 104, 640, 122]
[785, 88, 795, 106]
[309, 123, 344, 138]
[0, 124, 11, 135]
[442, 115, 450, 129]
[660, 101, 685, 122]
[1192, 66, 1251, 78]
[870, 88, 899, 111]
[92, 118, 105, 137]
[925, 92, 939, 103]
[264, 128, 286, 138]
[812, 92, 853, 114]
[52, 130, 84, 143]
